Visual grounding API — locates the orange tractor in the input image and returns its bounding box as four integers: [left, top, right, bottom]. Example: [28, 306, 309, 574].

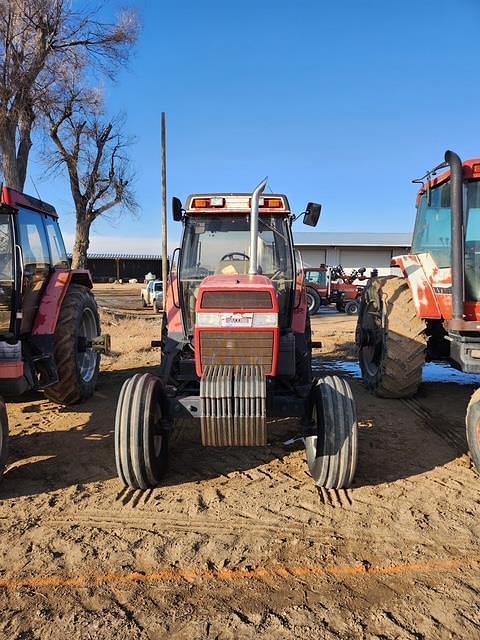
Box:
[356, 150, 480, 472]
[115, 179, 358, 490]
[0, 187, 108, 479]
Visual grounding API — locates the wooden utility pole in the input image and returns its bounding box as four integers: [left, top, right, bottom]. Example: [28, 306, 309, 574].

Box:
[161, 112, 168, 312]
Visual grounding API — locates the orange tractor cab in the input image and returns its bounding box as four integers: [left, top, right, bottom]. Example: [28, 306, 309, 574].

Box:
[356, 150, 480, 472]
[115, 179, 358, 490]
[0, 187, 109, 479]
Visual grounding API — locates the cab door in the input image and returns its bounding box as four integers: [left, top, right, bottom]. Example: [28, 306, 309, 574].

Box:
[16, 208, 52, 334]
[0, 213, 15, 336]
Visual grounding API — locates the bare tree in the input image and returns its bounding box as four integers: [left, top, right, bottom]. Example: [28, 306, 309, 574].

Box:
[46, 88, 137, 268]
[0, 0, 139, 190]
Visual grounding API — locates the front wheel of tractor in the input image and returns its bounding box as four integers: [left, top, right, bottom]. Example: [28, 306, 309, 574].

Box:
[0, 398, 8, 480]
[305, 375, 357, 489]
[345, 300, 359, 315]
[115, 373, 169, 489]
[306, 288, 321, 315]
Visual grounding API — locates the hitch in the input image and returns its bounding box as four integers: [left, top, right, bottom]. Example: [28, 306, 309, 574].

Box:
[87, 334, 111, 354]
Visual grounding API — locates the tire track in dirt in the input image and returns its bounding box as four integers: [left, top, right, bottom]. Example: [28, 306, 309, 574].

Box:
[0, 510, 474, 555]
[317, 488, 353, 507]
[401, 397, 467, 453]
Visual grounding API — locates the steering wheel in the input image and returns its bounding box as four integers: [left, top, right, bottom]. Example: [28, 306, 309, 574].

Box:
[220, 252, 250, 261]
[270, 269, 284, 281]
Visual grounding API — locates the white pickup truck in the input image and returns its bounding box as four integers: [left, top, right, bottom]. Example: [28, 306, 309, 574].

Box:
[141, 280, 163, 312]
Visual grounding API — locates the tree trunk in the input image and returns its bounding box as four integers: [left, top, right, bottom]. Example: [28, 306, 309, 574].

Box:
[0, 127, 22, 190]
[71, 218, 91, 269]
[17, 113, 34, 191]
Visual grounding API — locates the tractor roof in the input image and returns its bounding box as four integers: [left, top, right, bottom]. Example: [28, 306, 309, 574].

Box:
[1, 187, 58, 218]
[184, 193, 291, 215]
[418, 159, 480, 197]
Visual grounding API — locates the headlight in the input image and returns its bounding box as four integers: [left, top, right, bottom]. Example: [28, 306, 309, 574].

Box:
[252, 313, 278, 327]
[196, 312, 221, 327]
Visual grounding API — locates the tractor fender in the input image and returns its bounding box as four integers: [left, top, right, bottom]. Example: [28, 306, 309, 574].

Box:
[32, 269, 93, 336]
[292, 287, 308, 333]
[391, 255, 442, 319]
[70, 269, 94, 289]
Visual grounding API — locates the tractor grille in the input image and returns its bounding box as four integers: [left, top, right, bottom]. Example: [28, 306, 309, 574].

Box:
[201, 291, 273, 309]
[200, 331, 274, 370]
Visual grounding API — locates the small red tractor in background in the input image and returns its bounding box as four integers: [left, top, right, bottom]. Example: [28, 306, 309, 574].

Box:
[356, 150, 480, 474]
[305, 265, 367, 315]
[115, 179, 358, 491]
[0, 187, 109, 479]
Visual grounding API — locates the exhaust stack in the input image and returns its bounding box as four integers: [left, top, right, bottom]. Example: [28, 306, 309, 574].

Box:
[248, 177, 268, 275]
[444, 150, 464, 322]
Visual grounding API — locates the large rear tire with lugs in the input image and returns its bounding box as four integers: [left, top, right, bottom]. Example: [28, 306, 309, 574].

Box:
[0, 398, 8, 480]
[305, 376, 357, 489]
[356, 277, 426, 398]
[466, 388, 480, 475]
[44, 284, 101, 405]
[115, 373, 169, 489]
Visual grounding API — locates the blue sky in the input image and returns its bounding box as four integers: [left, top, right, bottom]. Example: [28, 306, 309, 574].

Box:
[26, 0, 480, 252]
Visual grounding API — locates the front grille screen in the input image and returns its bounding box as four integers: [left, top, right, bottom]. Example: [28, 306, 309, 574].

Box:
[201, 291, 273, 309]
[200, 331, 274, 369]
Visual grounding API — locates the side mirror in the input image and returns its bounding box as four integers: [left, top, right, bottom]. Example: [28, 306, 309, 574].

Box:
[172, 196, 183, 221]
[303, 202, 321, 227]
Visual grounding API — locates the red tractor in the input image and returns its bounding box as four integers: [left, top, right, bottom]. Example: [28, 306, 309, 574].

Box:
[115, 180, 358, 490]
[0, 187, 108, 479]
[305, 265, 367, 315]
[356, 150, 480, 473]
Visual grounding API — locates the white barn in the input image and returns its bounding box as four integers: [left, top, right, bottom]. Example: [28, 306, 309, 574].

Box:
[293, 232, 412, 276]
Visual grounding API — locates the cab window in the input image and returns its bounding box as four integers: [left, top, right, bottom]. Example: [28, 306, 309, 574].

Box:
[17, 208, 51, 333]
[306, 270, 326, 286]
[411, 183, 451, 267]
[45, 217, 69, 268]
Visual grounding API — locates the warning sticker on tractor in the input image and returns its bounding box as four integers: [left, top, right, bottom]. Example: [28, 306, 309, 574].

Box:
[220, 313, 253, 327]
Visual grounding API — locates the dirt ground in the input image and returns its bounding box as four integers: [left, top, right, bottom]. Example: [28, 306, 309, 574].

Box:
[1, 287, 480, 639]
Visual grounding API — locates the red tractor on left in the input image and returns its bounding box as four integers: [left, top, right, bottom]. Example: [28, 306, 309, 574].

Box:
[0, 187, 109, 479]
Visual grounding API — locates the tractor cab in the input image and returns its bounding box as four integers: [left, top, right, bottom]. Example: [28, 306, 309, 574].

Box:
[178, 193, 296, 335]
[411, 160, 480, 309]
[0, 186, 106, 400]
[0, 187, 69, 342]
[162, 182, 322, 387]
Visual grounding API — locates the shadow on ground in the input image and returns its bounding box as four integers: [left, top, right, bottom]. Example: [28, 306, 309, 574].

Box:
[0, 359, 472, 500]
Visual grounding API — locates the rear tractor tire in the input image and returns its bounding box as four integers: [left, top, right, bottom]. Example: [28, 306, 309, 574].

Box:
[305, 376, 357, 489]
[45, 284, 101, 405]
[356, 277, 426, 398]
[0, 398, 8, 480]
[466, 388, 480, 475]
[115, 373, 169, 489]
[306, 288, 321, 315]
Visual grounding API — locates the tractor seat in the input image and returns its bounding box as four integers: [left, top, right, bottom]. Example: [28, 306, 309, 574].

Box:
[215, 260, 250, 276]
